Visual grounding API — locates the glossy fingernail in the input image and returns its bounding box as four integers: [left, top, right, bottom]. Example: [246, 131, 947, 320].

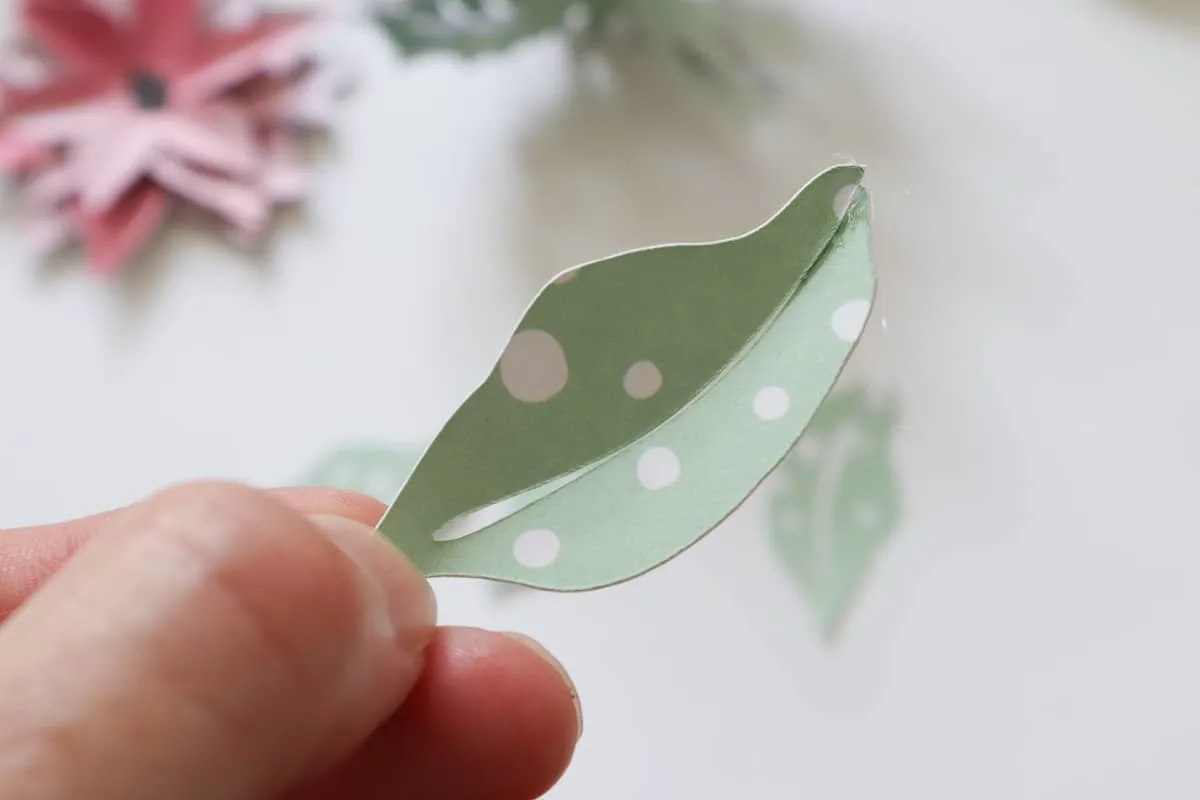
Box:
[504, 632, 583, 741]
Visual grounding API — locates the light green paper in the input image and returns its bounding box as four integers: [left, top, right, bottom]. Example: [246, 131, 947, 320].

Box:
[768, 386, 901, 636]
[378, 164, 876, 591]
[303, 444, 422, 502]
[375, 0, 576, 58]
[374, 0, 750, 89]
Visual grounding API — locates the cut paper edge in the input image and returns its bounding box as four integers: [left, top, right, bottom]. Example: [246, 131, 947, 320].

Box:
[430, 467, 590, 543]
[411, 193, 874, 591]
[378, 172, 875, 592]
[383, 164, 864, 533]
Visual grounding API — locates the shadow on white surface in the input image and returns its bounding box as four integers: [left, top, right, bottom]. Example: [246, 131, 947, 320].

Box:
[502, 9, 898, 286]
[14, 129, 348, 337]
[1118, 0, 1200, 26]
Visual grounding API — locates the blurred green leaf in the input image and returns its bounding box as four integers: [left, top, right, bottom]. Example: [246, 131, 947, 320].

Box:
[768, 386, 902, 638]
[302, 444, 423, 502]
[374, 0, 579, 58]
[374, 0, 757, 90]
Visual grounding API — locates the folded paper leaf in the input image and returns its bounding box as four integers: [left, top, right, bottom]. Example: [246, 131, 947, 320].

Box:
[378, 164, 876, 591]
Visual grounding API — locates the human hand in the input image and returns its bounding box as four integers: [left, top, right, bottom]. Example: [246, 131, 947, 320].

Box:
[0, 483, 581, 799]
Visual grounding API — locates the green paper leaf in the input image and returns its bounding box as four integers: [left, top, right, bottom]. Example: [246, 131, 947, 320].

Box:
[373, 0, 751, 90]
[378, 164, 876, 591]
[302, 444, 422, 501]
[374, 0, 577, 58]
[768, 386, 902, 636]
[624, 0, 750, 88]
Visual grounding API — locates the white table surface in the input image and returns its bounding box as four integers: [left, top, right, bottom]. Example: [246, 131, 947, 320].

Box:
[2, 1, 1199, 797]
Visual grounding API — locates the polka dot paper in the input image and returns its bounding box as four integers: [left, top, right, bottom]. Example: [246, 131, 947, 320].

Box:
[377, 164, 877, 591]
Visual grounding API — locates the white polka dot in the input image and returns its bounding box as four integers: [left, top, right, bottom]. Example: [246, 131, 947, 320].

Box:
[753, 386, 790, 421]
[623, 360, 662, 399]
[513, 529, 560, 568]
[637, 446, 681, 490]
[831, 299, 871, 342]
[833, 184, 857, 217]
[553, 269, 579, 285]
[500, 330, 568, 402]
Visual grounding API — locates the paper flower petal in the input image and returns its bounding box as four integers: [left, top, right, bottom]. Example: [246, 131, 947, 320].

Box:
[174, 14, 313, 106]
[25, 210, 74, 258]
[208, 0, 264, 31]
[76, 181, 170, 274]
[132, 0, 201, 71]
[0, 48, 53, 88]
[0, 2, 337, 274]
[281, 60, 353, 129]
[2, 74, 108, 118]
[150, 156, 267, 232]
[23, 0, 130, 79]
[77, 112, 161, 212]
[236, 63, 342, 130]
[0, 132, 45, 170]
[159, 105, 257, 177]
[25, 157, 78, 207]
[259, 129, 306, 203]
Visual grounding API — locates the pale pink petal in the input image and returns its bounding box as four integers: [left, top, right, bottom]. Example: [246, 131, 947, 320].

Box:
[233, 68, 302, 120]
[173, 15, 314, 107]
[208, 0, 261, 31]
[278, 60, 353, 129]
[8, 96, 120, 151]
[1, 73, 109, 118]
[76, 181, 170, 274]
[23, 0, 131, 79]
[150, 155, 267, 232]
[225, 220, 262, 246]
[24, 158, 80, 208]
[132, 0, 201, 73]
[3, 1, 339, 271]
[77, 111, 163, 213]
[0, 50, 53, 89]
[0, 133, 46, 171]
[25, 212, 75, 258]
[157, 105, 256, 177]
[260, 130, 306, 203]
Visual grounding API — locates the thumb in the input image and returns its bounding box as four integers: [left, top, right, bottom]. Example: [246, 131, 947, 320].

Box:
[0, 483, 437, 800]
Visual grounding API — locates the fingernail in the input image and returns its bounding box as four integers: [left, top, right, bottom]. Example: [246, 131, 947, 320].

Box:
[504, 632, 583, 741]
[309, 515, 437, 651]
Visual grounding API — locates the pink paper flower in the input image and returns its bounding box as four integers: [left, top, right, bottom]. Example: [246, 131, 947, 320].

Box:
[0, 0, 344, 274]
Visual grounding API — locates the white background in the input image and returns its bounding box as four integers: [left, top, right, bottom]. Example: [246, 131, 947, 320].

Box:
[1, 1, 1199, 797]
